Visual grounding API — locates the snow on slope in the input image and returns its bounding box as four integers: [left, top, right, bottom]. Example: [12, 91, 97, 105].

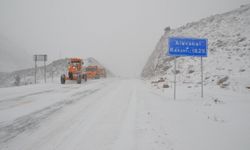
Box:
[0, 57, 114, 88]
[141, 4, 250, 92]
[0, 58, 68, 88]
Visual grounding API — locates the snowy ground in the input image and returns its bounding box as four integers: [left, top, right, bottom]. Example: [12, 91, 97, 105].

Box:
[0, 78, 250, 150]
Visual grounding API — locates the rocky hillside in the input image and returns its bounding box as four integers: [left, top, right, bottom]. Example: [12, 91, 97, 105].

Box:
[141, 4, 250, 91]
[0, 57, 114, 88]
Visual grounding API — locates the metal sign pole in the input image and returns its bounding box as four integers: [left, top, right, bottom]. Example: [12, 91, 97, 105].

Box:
[174, 57, 176, 100]
[35, 57, 37, 84]
[52, 70, 54, 82]
[201, 57, 203, 98]
[44, 60, 46, 83]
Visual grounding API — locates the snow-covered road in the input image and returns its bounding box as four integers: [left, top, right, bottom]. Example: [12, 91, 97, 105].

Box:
[0, 78, 250, 150]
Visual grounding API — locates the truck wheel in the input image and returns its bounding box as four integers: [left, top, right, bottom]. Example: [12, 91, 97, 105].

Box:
[61, 74, 66, 84]
[84, 74, 87, 82]
[77, 74, 82, 84]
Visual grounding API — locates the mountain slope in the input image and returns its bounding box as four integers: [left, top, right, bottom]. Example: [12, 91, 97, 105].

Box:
[141, 4, 250, 91]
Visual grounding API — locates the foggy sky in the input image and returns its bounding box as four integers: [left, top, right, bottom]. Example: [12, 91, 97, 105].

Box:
[0, 0, 249, 76]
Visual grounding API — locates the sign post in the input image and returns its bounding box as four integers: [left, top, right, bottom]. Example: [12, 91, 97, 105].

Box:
[168, 37, 207, 99]
[201, 57, 203, 98]
[33, 54, 48, 84]
[34, 58, 37, 84]
[174, 57, 176, 100]
[44, 60, 46, 83]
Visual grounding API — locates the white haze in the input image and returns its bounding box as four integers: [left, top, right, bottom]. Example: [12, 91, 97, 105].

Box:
[0, 0, 249, 76]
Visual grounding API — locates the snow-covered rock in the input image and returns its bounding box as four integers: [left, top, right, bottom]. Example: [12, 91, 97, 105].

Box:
[141, 4, 250, 92]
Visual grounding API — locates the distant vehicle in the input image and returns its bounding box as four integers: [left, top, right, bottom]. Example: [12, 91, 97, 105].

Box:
[98, 68, 107, 78]
[86, 65, 101, 79]
[60, 58, 87, 84]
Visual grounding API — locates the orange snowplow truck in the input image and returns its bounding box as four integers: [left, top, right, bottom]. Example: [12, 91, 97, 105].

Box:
[98, 68, 106, 78]
[86, 65, 100, 79]
[61, 58, 87, 84]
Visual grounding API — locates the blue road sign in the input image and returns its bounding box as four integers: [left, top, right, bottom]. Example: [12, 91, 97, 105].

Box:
[168, 37, 208, 57]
